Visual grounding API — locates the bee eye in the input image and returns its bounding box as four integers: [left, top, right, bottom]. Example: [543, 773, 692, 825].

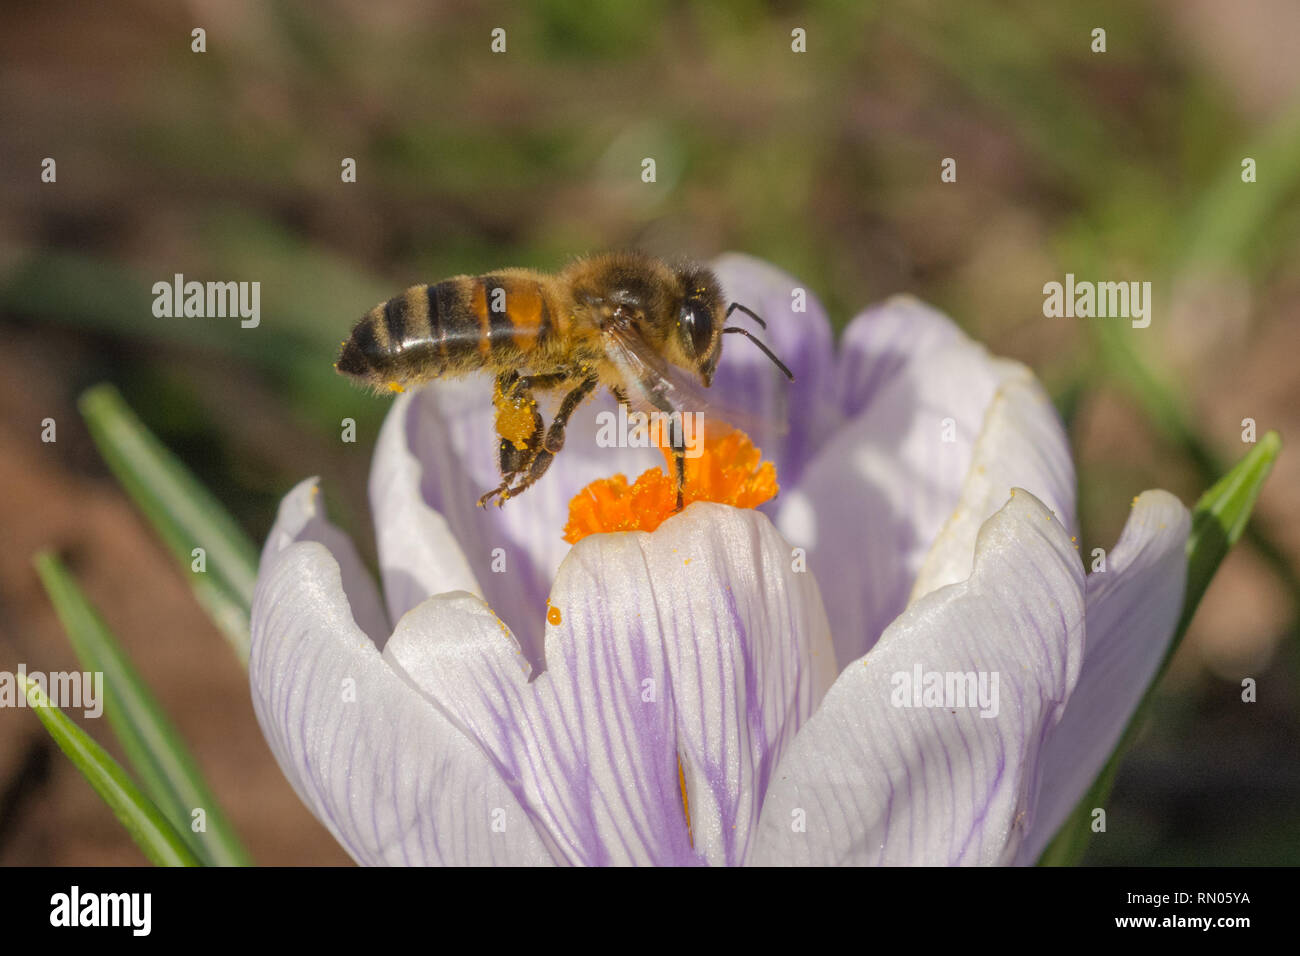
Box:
[679, 302, 714, 358]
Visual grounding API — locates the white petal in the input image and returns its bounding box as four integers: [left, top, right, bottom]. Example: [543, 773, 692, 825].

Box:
[750, 489, 1085, 865]
[251, 480, 554, 865]
[370, 391, 483, 628]
[384, 503, 837, 866]
[262, 478, 389, 646]
[908, 365, 1077, 601]
[1015, 490, 1190, 864]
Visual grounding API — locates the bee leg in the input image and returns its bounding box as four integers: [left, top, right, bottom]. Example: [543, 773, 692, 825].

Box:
[502, 373, 599, 499]
[643, 393, 687, 512]
[479, 370, 584, 507]
[479, 372, 545, 508]
[671, 433, 686, 512]
[478, 427, 543, 508]
[517, 371, 573, 393]
[543, 374, 599, 454]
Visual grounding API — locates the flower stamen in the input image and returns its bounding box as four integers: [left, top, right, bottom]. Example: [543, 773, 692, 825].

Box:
[678, 754, 693, 848]
[563, 423, 778, 543]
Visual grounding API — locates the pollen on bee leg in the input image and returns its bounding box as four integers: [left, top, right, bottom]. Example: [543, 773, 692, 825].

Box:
[493, 379, 539, 449]
[562, 424, 778, 544]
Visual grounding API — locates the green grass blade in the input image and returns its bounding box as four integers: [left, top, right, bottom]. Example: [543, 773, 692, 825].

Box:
[79, 383, 258, 664]
[1039, 431, 1282, 865]
[33, 551, 253, 866]
[1177, 100, 1300, 272]
[19, 676, 202, 867]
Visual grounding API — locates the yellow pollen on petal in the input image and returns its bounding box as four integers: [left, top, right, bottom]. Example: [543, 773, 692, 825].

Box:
[546, 602, 562, 626]
[387, 381, 405, 393]
[562, 424, 779, 544]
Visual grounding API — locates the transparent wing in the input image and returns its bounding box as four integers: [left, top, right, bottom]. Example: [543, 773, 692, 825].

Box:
[601, 321, 788, 438]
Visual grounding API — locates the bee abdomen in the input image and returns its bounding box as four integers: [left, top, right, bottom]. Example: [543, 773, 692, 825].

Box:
[336, 281, 481, 387]
[337, 275, 556, 388]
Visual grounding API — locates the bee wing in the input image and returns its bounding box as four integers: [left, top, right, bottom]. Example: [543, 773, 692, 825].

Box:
[601, 322, 788, 438]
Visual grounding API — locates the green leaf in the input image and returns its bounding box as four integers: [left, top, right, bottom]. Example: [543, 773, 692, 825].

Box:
[33, 551, 253, 866]
[1039, 431, 1282, 865]
[19, 676, 202, 867]
[1177, 432, 1283, 636]
[79, 383, 258, 663]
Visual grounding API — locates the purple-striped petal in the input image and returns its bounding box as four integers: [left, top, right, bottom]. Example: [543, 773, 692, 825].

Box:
[750, 488, 1085, 865]
[710, 253, 839, 488]
[1015, 490, 1190, 864]
[382, 503, 836, 866]
[833, 295, 970, 420]
[251, 478, 555, 865]
[371, 380, 658, 662]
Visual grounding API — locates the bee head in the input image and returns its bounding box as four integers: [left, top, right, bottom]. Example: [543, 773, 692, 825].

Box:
[673, 265, 725, 387]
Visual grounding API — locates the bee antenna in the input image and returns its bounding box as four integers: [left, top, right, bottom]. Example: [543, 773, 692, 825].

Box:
[725, 302, 767, 329]
[722, 327, 795, 381]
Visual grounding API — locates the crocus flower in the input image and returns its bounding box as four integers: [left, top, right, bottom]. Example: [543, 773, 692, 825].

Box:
[250, 254, 1189, 865]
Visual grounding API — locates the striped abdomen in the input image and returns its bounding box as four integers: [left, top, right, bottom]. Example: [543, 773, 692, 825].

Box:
[335, 273, 557, 389]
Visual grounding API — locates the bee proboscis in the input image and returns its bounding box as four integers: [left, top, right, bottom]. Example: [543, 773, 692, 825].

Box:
[336, 251, 792, 509]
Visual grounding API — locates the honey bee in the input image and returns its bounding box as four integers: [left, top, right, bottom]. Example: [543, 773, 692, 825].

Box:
[336, 251, 792, 509]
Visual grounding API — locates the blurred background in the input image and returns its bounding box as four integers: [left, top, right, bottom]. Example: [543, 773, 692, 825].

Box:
[1, 0, 1297, 865]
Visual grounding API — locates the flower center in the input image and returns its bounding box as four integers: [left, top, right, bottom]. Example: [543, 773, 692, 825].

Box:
[563, 424, 778, 543]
